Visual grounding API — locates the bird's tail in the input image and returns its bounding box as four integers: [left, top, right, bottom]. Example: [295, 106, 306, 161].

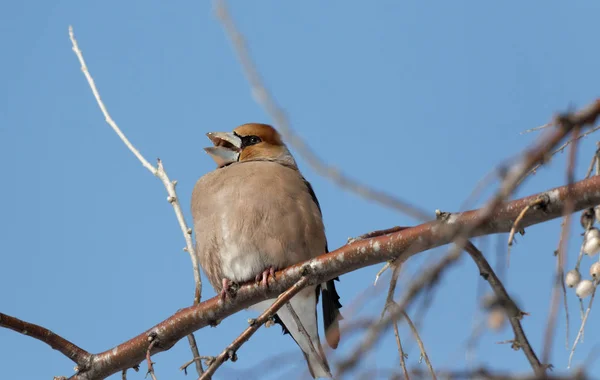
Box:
[253, 286, 332, 378]
[283, 287, 332, 378]
[321, 279, 342, 349]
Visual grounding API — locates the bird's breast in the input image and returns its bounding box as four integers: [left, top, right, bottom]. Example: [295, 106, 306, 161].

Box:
[193, 162, 326, 286]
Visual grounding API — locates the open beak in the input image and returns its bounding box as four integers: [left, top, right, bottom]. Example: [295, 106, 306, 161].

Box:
[204, 132, 242, 168]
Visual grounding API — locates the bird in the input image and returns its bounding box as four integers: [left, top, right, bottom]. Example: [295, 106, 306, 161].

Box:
[191, 123, 342, 378]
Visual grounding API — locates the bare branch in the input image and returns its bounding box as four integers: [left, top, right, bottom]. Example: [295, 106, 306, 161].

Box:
[467, 101, 600, 243]
[522, 124, 600, 183]
[68, 25, 201, 303]
[507, 197, 547, 265]
[401, 309, 436, 380]
[184, 334, 204, 376]
[410, 367, 586, 380]
[463, 242, 543, 373]
[569, 284, 597, 368]
[392, 318, 409, 380]
[520, 122, 553, 134]
[68, 25, 204, 375]
[145, 337, 159, 380]
[0, 313, 92, 369]
[337, 249, 462, 376]
[1, 174, 596, 379]
[543, 126, 581, 366]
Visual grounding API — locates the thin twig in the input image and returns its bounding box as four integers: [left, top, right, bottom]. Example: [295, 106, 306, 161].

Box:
[521, 124, 600, 183]
[68, 25, 201, 303]
[374, 262, 392, 286]
[185, 334, 204, 376]
[507, 197, 546, 265]
[214, 0, 430, 221]
[584, 152, 598, 179]
[410, 367, 586, 380]
[285, 303, 331, 377]
[200, 276, 310, 379]
[381, 263, 402, 320]
[146, 338, 158, 380]
[562, 264, 571, 351]
[520, 123, 553, 134]
[542, 126, 581, 366]
[379, 262, 410, 377]
[401, 309, 436, 380]
[569, 285, 598, 368]
[68, 25, 204, 375]
[180, 356, 216, 373]
[337, 250, 462, 376]
[392, 319, 409, 380]
[463, 242, 543, 374]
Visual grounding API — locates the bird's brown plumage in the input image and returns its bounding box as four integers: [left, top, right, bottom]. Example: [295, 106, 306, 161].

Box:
[191, 123, 342, 378]
[192, 160, 326, 288]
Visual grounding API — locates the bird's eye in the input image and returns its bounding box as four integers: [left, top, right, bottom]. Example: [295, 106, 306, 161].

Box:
[242, 135, 262, 147]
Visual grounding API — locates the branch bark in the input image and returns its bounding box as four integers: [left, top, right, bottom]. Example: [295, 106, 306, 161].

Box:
[0, 313, 92, 369]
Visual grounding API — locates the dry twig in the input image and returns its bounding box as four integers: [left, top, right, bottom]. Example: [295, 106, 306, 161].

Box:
[337, 249, 462, 376]
[507, 196, 548, 265]
[68, 25, 204, 375]
[522, 124, 600, 183]
[200, 276, 311, 379]
[401, 308, 436, 379]
[569, 283, 598, 368]
[542, 126, 581, 366]
[379, 263, 410, 378]
[146, 336, 159, 380]
[463, 242, 543, 373]
[392, 319, 409, 380]
[521, 123, 553, 134]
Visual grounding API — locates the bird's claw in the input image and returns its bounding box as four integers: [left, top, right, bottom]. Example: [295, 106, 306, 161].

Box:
[255, 267, 276, 288]
[220, 278, 239, 301]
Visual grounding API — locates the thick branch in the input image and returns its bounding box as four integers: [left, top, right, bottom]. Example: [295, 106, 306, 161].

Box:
[46, 175, 600, 379]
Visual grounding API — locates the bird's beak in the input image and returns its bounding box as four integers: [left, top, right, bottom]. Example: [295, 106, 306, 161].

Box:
[204, 132, 242, 168]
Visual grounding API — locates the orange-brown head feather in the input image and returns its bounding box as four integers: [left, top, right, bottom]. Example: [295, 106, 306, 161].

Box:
[233, 123, 292, 163]
[205, 123, 296, 168]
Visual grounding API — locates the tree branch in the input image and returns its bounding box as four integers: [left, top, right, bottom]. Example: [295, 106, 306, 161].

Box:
[0, 313, 92, 370]
[10, 174, 596, 379]
[464, 242, 543, 373]
[68, 26, 202, 302]
[68, 25, 204, 376]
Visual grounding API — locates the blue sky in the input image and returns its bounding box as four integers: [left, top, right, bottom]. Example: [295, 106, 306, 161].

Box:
[1, 1, 600, 379]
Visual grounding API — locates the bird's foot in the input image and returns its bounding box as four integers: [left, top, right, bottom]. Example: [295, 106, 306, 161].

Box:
[220, 278, 239, 301]
[255, 267, 276, 288]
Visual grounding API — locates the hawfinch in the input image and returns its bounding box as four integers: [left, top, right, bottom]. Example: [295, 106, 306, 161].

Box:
[191, 123, 342, 378]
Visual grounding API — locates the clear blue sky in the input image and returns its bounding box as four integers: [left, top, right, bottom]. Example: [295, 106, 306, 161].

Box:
[1, 1, 600, 379]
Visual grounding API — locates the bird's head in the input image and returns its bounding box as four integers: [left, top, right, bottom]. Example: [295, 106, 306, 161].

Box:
[204, 123, 296, 168]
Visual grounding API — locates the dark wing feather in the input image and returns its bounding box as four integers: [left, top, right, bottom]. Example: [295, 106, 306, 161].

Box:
[303, 177, 343, 349]
[273, 314, 290, 335]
